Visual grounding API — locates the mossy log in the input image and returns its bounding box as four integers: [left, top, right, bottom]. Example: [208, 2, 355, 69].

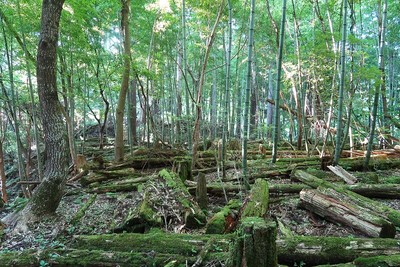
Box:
[340, 158, 400, 171]
[0, 248, 225, 267]
[300, 188, 396, 238]
[346, 183, 400, 198]
[70, 194, 97, 225]
[80, 168, 140, 186]
[72, 232, 234, 256]
[241, 179, 269, 218]
[227, 217, 277, 267]
[277, 235, 400, 266]
[106, 157, 175, 171]
[292, 170, 400, 227]
[205, 199, 242, 234]
[70, 232, 400, 266]
[352, 254, 400, 267]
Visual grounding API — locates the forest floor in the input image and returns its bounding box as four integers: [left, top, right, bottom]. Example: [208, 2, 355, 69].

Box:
[1, 144, 400, 266]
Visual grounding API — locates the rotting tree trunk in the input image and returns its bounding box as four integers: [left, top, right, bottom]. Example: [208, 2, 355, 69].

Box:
[300, 188, 395, 238]
[7, 0, 69, 228]
[292, 170, 400, 227]
[278, 235, 400, 266]
[114, 0, 131, 162]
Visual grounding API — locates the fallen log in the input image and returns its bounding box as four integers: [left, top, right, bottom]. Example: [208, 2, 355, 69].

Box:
[299, 188, 396, 238]
[277, 235, 400, 266]
[0, 248, 224, 267]
[292, 170, 400, 227]
[70, 232, 400, 266]
[327, 165, 357, 184]
[72, 232, 234, 255]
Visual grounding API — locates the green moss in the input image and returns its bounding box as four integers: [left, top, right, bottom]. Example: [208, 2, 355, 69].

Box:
[353, 255, 400, 267]
[73, 232, 233, 256]
[206, 199, 242, 234]
[383, 175, 400, 184]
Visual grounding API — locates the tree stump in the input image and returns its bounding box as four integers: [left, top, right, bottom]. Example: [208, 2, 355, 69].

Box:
[228, 217, 277, 267]
[196, 172, 208, 210]
[173, 156, 192, 182]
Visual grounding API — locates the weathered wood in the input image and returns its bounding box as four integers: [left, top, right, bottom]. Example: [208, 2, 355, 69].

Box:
[327, 165, 357, 184]
[292, 170, 400, 227]
[277, 235, 400, 266]
[300, 188, 396, 238]
[196, 172, 208, 209]
[228, 217, 277, 267]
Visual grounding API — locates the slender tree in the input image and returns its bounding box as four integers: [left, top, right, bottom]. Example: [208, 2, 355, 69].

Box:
[333, 0, 348, 166]
[364, 0, 387, 169]
[242, 0, 256, 189]
[115, 0, 131, 162]
[272, 0, 287, 163]
[191, 0, 225, 170]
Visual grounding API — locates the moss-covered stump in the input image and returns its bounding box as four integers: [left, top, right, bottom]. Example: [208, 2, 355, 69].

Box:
[172, 156, 192, 182]
[0, 248, 225, 267]
[206, 199, 242, 234]
[227, 217, 277, 267]
[277, 235, 400, 266]
[241, 178, 269, 218]
[72, 232, 233, 256]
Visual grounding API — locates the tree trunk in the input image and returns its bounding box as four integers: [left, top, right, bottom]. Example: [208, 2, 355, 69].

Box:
[12, 0, 68, 226]
[272, 0, 287, 163]
[242, 0, 256, 190]
[114, 0, 131, 162]
[0, 139, 7, 203]
[333, 0, 348, 165]
[191, 0, 225, 170]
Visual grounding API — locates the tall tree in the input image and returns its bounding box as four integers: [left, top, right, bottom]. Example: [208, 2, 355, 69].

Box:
[364, 0, 387, 169]
[114, 0, 131, 162]
[272, 0, 287, 163]
[7, 0, 68, 229]
[333, 0, 348, 166]
[191, 0, 225, 170]
[242, 0, 256, 190]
